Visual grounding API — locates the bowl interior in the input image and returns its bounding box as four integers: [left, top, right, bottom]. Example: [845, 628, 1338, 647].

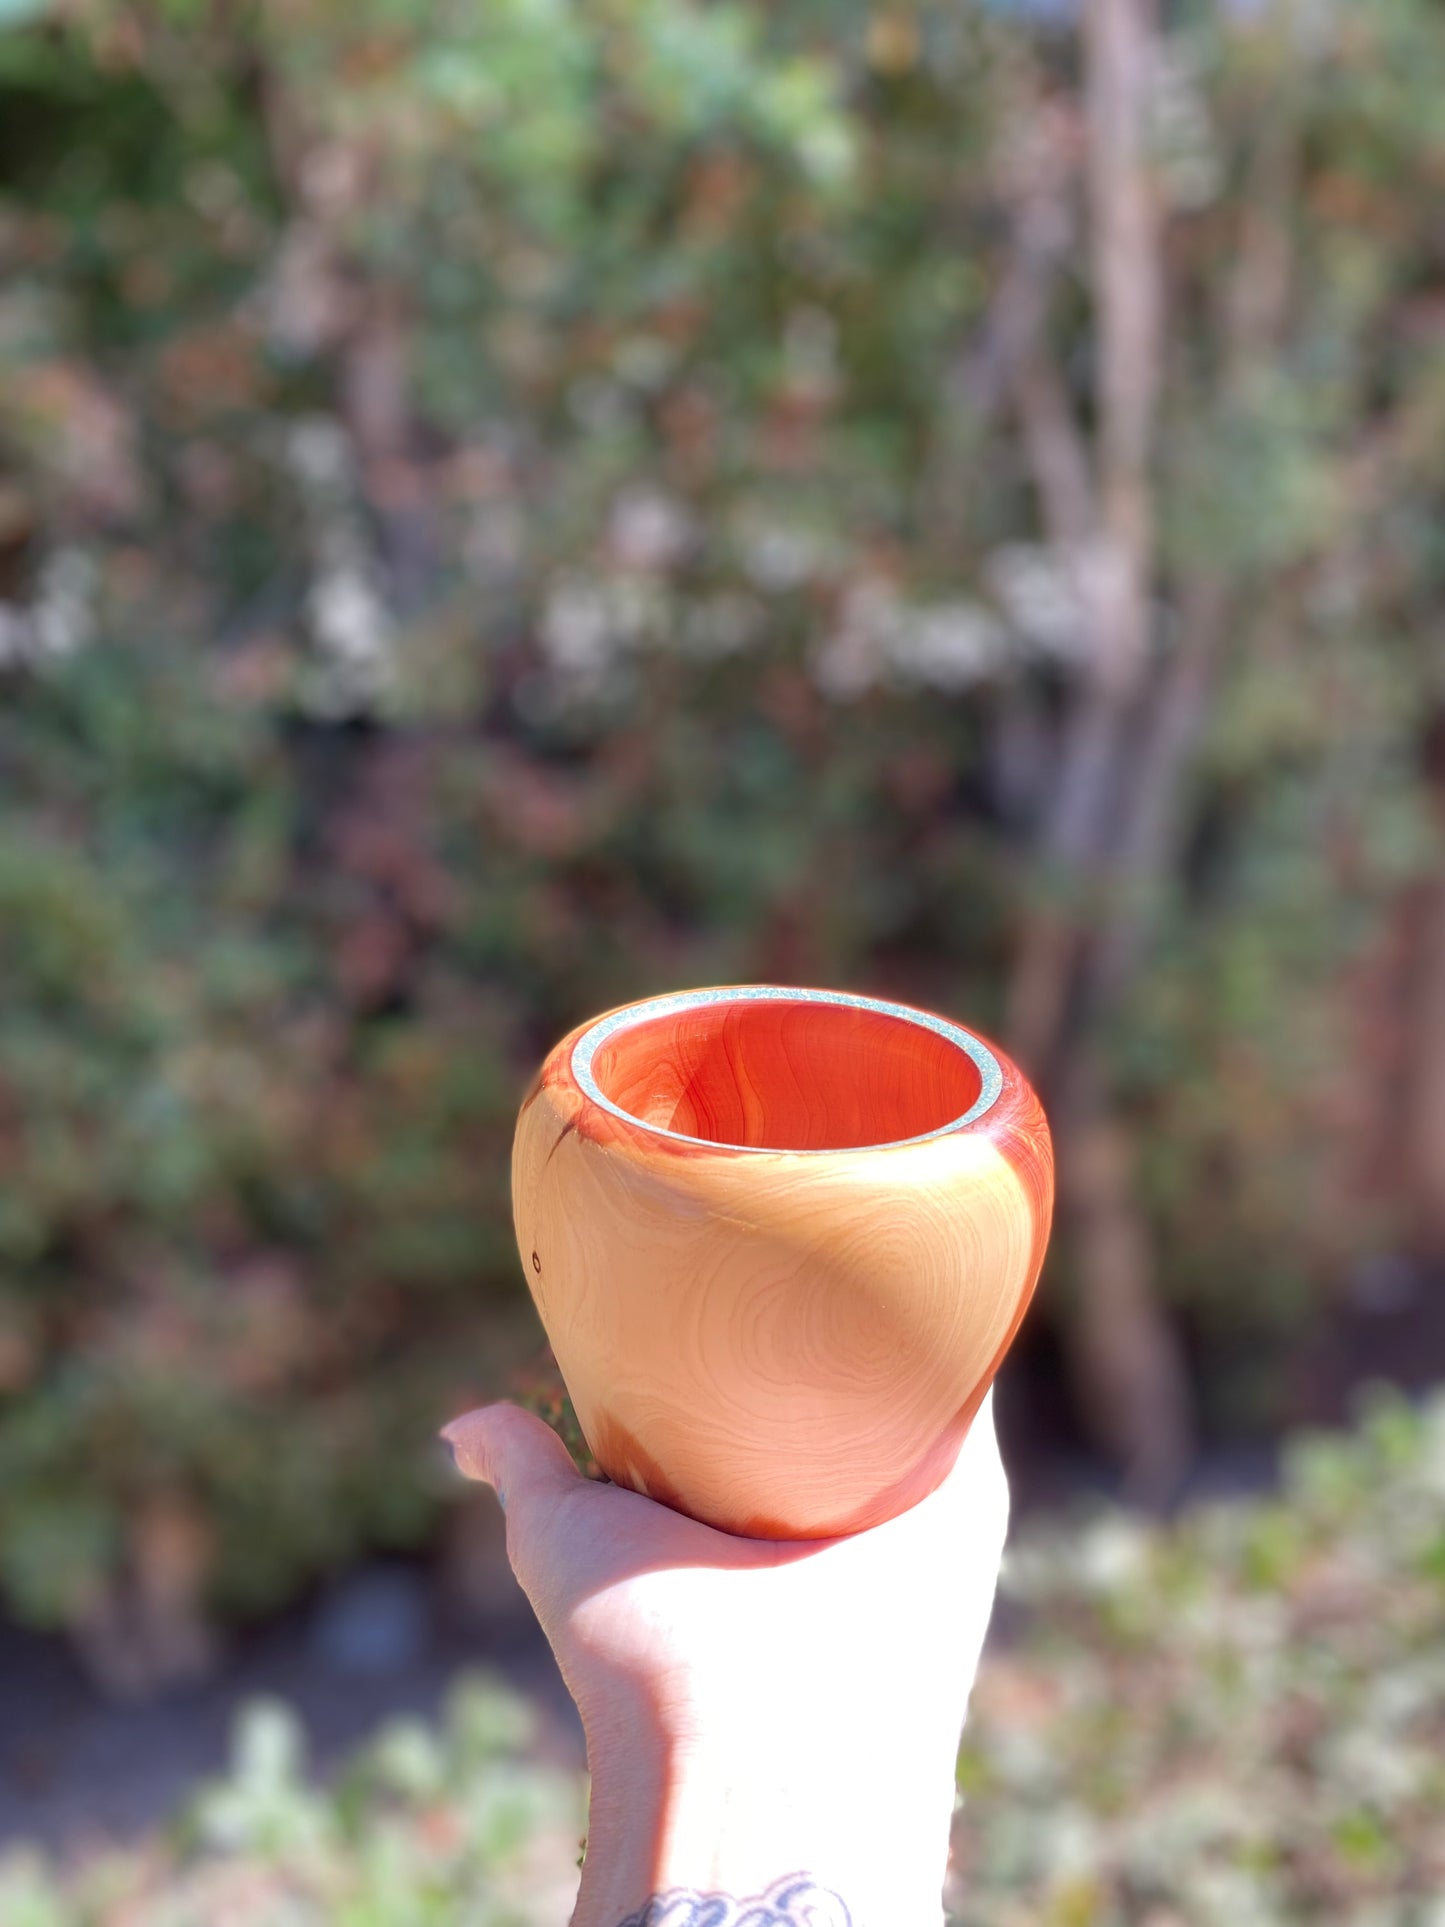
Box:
[587, 993, 984, 1151]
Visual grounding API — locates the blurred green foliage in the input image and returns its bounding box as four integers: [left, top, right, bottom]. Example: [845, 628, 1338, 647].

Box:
[0, 1671, 586, 1924]
[953, 1387, 1445, 1922]
[1, 0, 1444, 1640]
[3, 1394, 1443, 1921]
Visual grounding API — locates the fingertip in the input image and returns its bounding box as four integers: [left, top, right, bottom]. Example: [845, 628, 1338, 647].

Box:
[440, 1406, 492, 1476]
[440, 1400, 583, 1510]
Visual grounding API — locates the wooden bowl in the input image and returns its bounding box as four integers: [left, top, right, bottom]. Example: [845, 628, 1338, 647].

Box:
[512, 986, 1052, 1538]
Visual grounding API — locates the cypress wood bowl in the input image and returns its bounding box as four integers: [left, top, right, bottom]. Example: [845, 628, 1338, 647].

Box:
[512, 986, 1052, 1539]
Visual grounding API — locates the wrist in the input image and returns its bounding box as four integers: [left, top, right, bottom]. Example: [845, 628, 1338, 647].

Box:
[573, 1703, 954, 1927]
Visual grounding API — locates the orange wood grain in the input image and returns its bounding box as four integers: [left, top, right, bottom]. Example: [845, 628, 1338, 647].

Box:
[512, 987, 1052, 1539]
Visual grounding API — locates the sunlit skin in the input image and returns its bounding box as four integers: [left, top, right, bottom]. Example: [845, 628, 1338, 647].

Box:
[442, 1390, 1009, 1927]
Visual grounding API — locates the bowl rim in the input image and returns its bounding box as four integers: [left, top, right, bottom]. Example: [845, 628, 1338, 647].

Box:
[569, 984, 1004, 1154]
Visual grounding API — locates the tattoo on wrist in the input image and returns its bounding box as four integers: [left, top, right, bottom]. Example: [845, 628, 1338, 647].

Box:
[615, 1871, 853, 1926]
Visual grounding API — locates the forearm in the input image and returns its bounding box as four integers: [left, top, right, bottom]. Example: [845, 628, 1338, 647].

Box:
[571, 1708, 956, 1927]
[441, 1402, 1006, 1927]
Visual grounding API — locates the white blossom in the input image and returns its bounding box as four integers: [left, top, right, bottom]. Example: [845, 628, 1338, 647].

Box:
[813, 576, 1006, 697]
[1151, 37, 1223, 210]
[887, 600, 1006, 691]
[30, 548, 98, 659]
[286, 416, 353, 494]
[0, 549, 98, 668]
[811, 577, 901, 699]
[985, 541, 1094, 664]
[607, 485, 695, 573]
[539, 578, 616, 682]
[739, 522, 828, 592]
[308, 565, 391, 671]
[1074, 1515, 1151, 1594]
[285, 416, 396, 715]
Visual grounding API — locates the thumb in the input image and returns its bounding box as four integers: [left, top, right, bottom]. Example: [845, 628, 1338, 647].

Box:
[441, 1401, 585, 1514]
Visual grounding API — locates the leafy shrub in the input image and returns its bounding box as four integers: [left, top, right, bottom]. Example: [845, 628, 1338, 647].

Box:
[953, 1388, 1445, 1923]
[0, 1673, 585, 1927]
[2, 0, 1445, 1640]
[5, 1395, 1444, 1922]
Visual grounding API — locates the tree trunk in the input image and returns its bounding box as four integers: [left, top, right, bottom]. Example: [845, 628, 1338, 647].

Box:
[1058, 1059, 1195, 1499]
[1405, 752, 1445, 1256]
[1002, 0, 1196, 1495]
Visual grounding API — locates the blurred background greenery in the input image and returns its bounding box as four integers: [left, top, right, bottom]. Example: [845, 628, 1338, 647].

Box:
[2, 0, 1445, 1913]
[7, 1391, 1445, 1922]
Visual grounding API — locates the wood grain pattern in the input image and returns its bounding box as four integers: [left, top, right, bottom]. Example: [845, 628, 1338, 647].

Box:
[512, 987, 1053, 1539]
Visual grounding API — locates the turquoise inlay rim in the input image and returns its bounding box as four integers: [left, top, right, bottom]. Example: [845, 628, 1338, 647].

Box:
[571, 985, 1003, 1154]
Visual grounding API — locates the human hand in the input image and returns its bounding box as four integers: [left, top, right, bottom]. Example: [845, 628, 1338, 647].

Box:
[442, 1394, 1009, 1927]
